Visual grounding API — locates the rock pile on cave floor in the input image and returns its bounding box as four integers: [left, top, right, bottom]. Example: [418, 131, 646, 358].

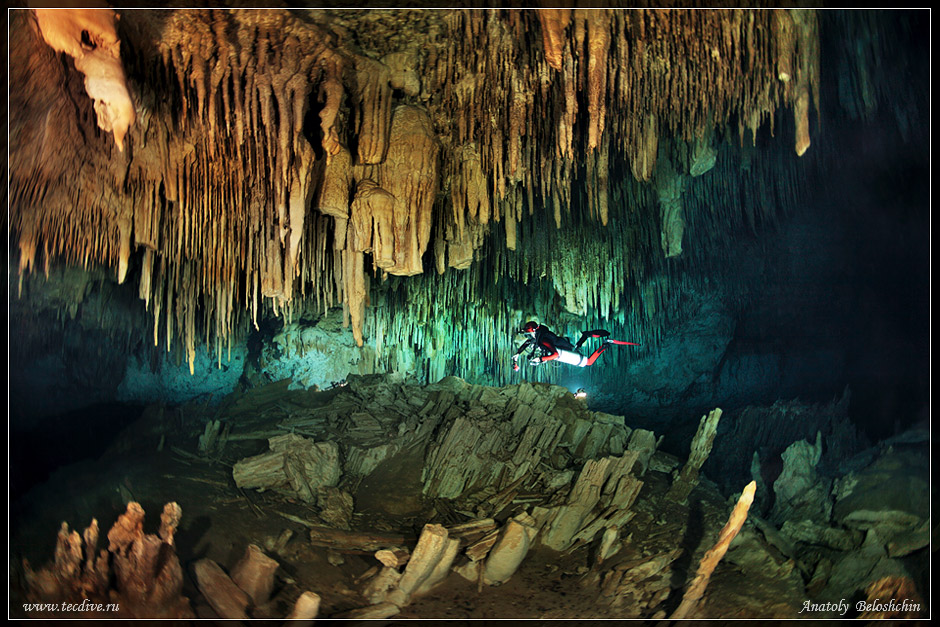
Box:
[9, 375, 929, 619]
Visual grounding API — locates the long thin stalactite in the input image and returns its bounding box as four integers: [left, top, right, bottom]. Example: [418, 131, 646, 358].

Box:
[11, 7, 867, 386]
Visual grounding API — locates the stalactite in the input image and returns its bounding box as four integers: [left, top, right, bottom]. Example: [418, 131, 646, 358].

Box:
[374, 105, 440, 276]
[10, 7, 839, 378]
[318, 66, 345, 163]
[34, 8, 136, 151]
[791, 10, 820, 157]
[352, 55, 394, 165]
[585, 10, 611, 152]
[536, 9, 571, 72]
[655, 158, 686, 259]
[630, 113, 659, 183]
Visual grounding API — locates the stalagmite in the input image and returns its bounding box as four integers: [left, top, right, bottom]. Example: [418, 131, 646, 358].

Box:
[669, 481, 756, 619]
[362, 566, 402, 604]
[414, 536, 461, 595]
[666, 408, 722, 503]
[23, 502, 193, 618]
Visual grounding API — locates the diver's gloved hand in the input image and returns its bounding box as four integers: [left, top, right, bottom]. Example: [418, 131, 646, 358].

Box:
[529, 356, 542, 366]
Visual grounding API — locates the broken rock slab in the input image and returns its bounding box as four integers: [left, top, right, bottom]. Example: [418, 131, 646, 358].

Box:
[600, 548, 682, 614]
[482, 513, 539, 585]
[779, 519, 862, 552]
[830, 444, 928, 555]
[193, 559, 250, 619]
[317, 486, 354, 529]
[230, 544, 279, 608]
[232, 434, 341, 503]
[421, 379, 638, 501]
[539, 449, 645, 552]
[817, 528, 920, 610]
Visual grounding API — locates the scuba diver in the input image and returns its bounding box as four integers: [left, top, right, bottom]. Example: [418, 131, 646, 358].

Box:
[512, 321, 639, 371]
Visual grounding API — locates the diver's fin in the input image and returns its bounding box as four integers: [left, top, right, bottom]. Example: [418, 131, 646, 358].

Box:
[576, 329, 610, 349]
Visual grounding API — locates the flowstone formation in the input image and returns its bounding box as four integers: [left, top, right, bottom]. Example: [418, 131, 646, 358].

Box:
[11, 7, 841, 385]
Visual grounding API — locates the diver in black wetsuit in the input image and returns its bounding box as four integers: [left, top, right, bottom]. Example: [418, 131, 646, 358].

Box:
[512, 321, 638, 371]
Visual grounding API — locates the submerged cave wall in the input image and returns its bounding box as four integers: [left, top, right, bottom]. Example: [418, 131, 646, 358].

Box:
[7, 8, 929, 436]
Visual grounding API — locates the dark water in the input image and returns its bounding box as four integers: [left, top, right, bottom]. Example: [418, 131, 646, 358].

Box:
[10, 403, 146, 504]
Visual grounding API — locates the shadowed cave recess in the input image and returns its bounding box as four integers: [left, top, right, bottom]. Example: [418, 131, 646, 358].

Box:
[8, 5, 929, 621]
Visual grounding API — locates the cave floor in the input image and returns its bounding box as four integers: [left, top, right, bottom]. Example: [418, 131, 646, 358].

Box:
[10, 408, 808, 620]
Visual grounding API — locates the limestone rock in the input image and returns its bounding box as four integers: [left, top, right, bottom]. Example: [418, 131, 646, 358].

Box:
[230, 544, 279, 608]
[819, 529, 918, 609]
[831, 445, 928, 552]
[779, 519, 862, 551]
[726, 524, 804, 581]
[482, 516, 539, 585]
[540, 450, 644, 551]
[317, 487, 354, 530]
[771, 431, 832, 524]
[193, 559, 250, 619]
[232, 434, 341, 503]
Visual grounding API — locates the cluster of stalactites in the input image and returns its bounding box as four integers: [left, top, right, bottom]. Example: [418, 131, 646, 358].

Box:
[146, 10, 442, 352]
[15, 8, 442, 371]
[432, 9, 819, 261]
[11, 7, 821, 374]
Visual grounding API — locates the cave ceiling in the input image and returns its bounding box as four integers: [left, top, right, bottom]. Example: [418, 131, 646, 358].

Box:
[7, 7, 926, 385]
